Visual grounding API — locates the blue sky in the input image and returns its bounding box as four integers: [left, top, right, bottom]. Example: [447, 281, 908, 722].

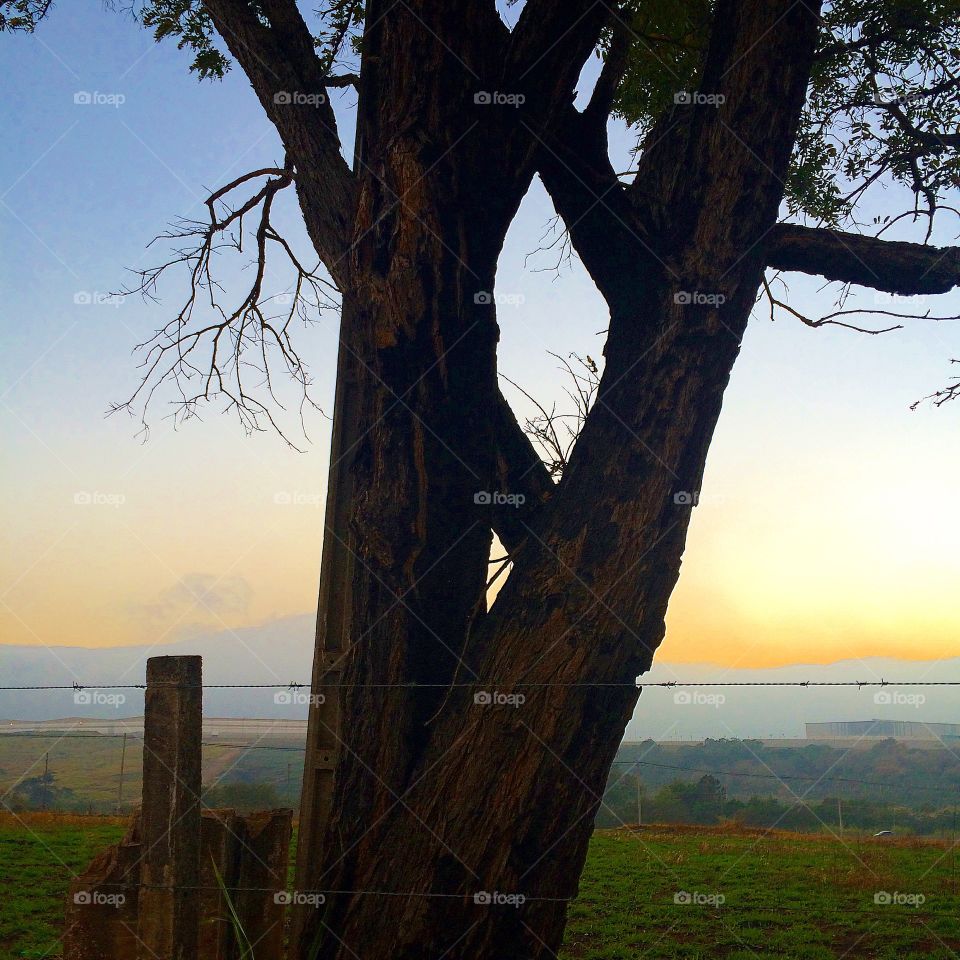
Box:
[2, 5, 959, 671]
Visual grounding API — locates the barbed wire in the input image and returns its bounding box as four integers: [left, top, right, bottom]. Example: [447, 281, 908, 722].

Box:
[2, 679, 959, 691]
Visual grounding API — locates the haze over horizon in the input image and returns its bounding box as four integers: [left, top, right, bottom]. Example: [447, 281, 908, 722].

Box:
[3, 6, 960, 670]
[4, 612, 958, 738]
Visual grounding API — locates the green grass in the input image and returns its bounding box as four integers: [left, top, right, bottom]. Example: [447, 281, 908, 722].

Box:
[563, 825, 960, 959]
[0, 734, 302, 810]
[1, 818, 958, 959]
[0, 815, 125, 960]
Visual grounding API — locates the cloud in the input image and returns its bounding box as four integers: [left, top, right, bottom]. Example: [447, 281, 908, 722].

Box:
[129, 573, 252, 632]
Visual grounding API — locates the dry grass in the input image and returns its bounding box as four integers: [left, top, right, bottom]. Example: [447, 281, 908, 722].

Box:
[0, 810, 129, 829]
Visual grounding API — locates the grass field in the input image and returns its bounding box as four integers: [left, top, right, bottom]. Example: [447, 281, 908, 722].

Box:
[0, 735, 301, 809]
[0, 815, 958, 959]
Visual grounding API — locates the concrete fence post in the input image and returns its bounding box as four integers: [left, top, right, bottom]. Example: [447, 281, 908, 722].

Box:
[136, 655, 202, 960]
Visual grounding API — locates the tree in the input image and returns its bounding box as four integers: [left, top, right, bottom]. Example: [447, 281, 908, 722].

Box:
[9, 770, 75, 811]
[5, 1, 960, 957]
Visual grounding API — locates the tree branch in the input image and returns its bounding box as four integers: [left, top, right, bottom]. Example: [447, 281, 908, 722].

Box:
[507, 0, 616, 116]
[582, 16, 631, 131]
[491, 389, 555, 554]
[535, 103, 650, 309]
[912, 359, 960, 409]
[202, 0, 354, 278]
[766, 224, 960, 295]
[113, 163, 339, 446]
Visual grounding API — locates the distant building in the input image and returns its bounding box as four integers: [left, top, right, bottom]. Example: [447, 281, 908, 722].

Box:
[805, 719, 960, 742]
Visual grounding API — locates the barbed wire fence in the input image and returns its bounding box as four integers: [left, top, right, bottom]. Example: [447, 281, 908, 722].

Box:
[3, 678, 959, 817]
[2, 673, 959, 960]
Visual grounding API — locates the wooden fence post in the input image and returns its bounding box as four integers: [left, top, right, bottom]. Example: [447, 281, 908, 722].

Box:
[137, 655, 202, 960]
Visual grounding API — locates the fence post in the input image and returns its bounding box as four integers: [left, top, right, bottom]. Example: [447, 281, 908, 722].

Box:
[291, 328, 360, 950]
[137, 655, 202, 960]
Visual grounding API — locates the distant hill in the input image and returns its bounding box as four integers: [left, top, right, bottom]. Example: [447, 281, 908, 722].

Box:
[629, 656, 960, 740]
[1, 615, 957, 738]
[0, 614, 315, 721]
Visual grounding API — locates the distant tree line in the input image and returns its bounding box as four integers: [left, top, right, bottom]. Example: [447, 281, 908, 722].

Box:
[598, 772, 960, 837]
[614, 738, 960, 807]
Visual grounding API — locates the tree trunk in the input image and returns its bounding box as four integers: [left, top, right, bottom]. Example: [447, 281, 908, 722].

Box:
[299, 1, 822, 957]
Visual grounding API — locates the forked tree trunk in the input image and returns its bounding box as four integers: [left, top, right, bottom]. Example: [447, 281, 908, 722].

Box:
[299, 1, 823, 957]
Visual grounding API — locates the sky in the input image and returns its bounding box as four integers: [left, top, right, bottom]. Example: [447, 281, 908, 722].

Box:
[1, 5, 959, 673]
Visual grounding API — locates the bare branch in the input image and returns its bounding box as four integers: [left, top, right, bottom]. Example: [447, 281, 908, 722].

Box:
[911, 360, 960, 409]
[760, 276, 906, 335]
[501, 353, 600, 479]
[112, 162, 339, 447]
[323, 73, 359, 89]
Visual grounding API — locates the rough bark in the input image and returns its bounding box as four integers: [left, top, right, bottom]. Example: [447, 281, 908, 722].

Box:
[301, 1, 823, 958]
[296, 3, 613, 957]
[766, 223, 960, 295]
[492, 389, 555, 553]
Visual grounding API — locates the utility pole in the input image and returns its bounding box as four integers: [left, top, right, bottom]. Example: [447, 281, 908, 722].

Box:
[43, 752, 49, 810]
[636, 774, 642, 827]
[952, 790, 957, 894]
[837, 795, 843, 836]
[290, 17, 373, 954]
[290, 318, 360, 943]
[117, 732, 127, 812]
